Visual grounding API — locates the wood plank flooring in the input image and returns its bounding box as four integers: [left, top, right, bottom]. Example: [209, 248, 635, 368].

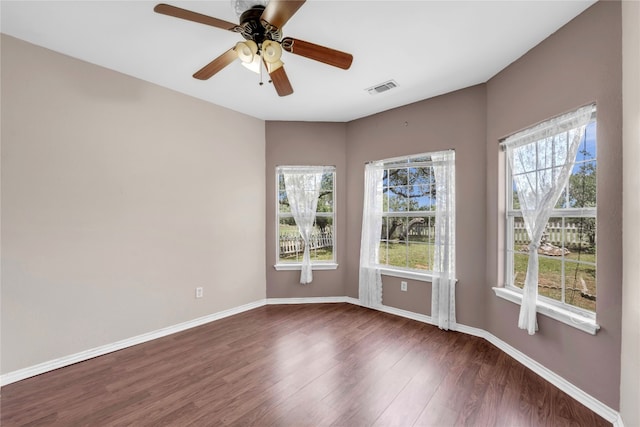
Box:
[1, 303, 610, 426]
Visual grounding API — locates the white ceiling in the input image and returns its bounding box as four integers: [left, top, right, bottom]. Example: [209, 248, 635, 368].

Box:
[1, 0, 595, 122]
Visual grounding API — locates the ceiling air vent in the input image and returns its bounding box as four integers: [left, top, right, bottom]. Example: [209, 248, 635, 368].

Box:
[366, 80, 399, 95]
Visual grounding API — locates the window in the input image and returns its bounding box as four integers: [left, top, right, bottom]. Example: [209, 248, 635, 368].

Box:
[374, 151, 455, 279]
[276, 166, 336, 269]
[504, 108, 597, 317]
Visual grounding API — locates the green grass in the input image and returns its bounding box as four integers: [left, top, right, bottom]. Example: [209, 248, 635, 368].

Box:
[513, 252, 596, 312]
[379, 242, 434, 271]
[279, 247, 333, 263]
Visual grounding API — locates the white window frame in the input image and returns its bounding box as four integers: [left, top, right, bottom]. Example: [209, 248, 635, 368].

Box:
[498, 110, 599, 334]
[374, 152, 450, 282]
[274, 166, 337, 271]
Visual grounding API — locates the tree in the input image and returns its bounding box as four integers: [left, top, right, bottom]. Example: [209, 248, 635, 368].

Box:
[382, 166, 435, 212]
[380, 165, 434, 240]
[279, 172, 334, 232]
[568, 148, 596, 247]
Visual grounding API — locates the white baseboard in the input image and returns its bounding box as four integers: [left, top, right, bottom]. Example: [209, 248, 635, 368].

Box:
[0, 299, 267, 387]
[375, 303, 435, 325]
[266, 296, 354, 305]
[0, 296, 623, 426]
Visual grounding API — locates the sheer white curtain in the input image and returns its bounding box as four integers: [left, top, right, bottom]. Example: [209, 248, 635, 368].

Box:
[359, 162, 384, 308]
[504, 105, 594, 334]
[283, 166, 325, 284]
[431, 150, 457, 330]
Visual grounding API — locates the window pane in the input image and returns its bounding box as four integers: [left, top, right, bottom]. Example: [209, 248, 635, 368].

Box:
[576, 122, 597, 162]
[511, 185, 521, 210]
[379, 216, 434, 270]
[537, 256, 563, 303]
[555, 187, 569, 208]
[278, 217, 334, 263]
[380, 216, 407, 268]
[407, 216, 434, 244]
[568, 161, 596, 208]
[563, 261, 596, 312]
[386, 168, 408, 186]
[511, 216, 596, 311]
[407, 216, 434, 270]
[537, 137, 555, 170]
[320, 172, 333, 191]
[512, 253, 528, 289]
[542, 217, 566, 250]
[319, 171, 334, 214]
[408, 242, 430, 270]
[382, 217, 406, 240]
[512, 217, 528, 249]
[553, 132, 569, 166]
[309, 217, 334, 261]
[379, 241, 406, 268]
[387, 191, 408, 212]
[278, 190, 290, 213]
[317, 190, 333, 213]
[563, 216, 596, 254]
[409, 185, 433, 211]
[278, 217, 301, 263]
[514, 254, 565, 304]
[408, 166, 431, 185]
[512, 144, 537, 174]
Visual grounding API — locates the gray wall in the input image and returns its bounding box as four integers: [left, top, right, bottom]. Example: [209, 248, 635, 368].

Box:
[1, 35, 266, 374]
[265, 121, 347, 298]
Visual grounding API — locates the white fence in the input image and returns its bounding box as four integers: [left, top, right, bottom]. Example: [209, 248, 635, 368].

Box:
[514, 221, 589, 246]
[279, 231, 333, 255]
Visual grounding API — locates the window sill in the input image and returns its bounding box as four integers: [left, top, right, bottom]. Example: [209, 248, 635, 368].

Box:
[274, 263, 338, 271]
[492, 287, 600, 335]
[379, 267, 433, 283]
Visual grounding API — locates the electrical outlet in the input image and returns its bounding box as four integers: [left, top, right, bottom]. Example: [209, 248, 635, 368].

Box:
[195, 287, 203, 298]
[401, 281, 408, 292]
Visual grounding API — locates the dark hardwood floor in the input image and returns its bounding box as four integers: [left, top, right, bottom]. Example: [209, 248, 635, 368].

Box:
[1, 303, 610, 426]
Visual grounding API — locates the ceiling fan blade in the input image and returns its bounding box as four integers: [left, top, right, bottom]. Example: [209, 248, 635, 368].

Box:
[193, 48, 238, 80]
[260, 0, 305, 30]
[268, 65, 294, 97]
[154, 3, 238, 31]
[281, 37, 353, 70]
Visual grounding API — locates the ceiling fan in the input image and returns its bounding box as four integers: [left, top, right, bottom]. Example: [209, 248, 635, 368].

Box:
[154, 0, 353, 97]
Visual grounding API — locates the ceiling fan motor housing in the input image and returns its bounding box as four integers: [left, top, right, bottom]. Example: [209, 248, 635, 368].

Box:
[238, 5, 282, 47]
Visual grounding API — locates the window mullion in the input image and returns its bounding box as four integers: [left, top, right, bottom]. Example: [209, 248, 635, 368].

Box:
[561, 216, 566, 304]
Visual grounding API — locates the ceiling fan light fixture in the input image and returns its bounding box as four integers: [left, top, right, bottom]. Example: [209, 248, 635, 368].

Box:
[262, 40, 282, 63]
[242, 53, 262, 74]
[235, 40, 258, 63]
